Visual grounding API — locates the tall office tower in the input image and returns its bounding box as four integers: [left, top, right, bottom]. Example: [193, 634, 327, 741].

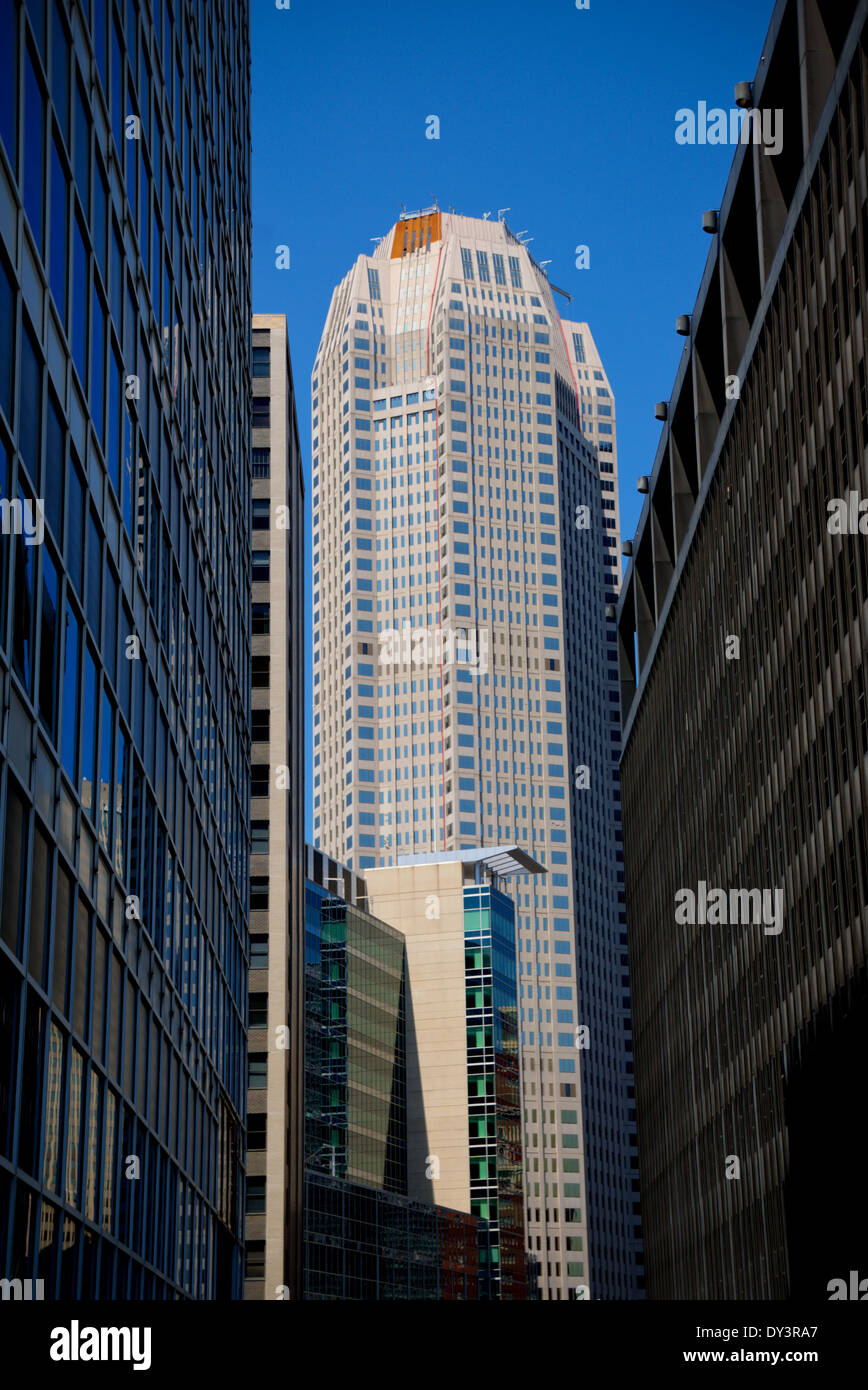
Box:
[244, 316, 305, 1299]
[0, 1, 251, 1297]
[312, 211, 641, 1299]
[617, 0, 867, 1299]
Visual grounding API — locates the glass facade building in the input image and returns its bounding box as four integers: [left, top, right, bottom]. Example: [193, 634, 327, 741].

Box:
[617, 0, 867, 1298]
[304, 1171, 480, 1301]
[364, 849, 531, 1299]
[301, 846, 486, 1300]
[0, 0, 251, 1297]
[304, 872, 406, 1194]
[463, 880, 524, 1298]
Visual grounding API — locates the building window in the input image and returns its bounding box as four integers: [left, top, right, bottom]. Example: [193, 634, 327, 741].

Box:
[244, 1240, 265, 1277]
[252, 656, 270, 688]
[250, 935, 269, 970]
[248, 1054, 268, 1089]
[252, 396, 270, 429]
[252, 603, 270, 635]
[20, 320, 43, 479]
[251, 709, 270, 742]
[252, 447, 270, 479]
[249, 994, 268, 1029]
[12, 494, 36, 688]
[246, 1176, 266, 1214]
[250, 877, 269, 911]
[248, 1113, 267, 1150]
[251, 763, 269, 797]
[251, 499, 270, 530]
[23, 47, 45, 255]
[0, 262, 15, 419]
[250, 821, 269, 855]
[252, 346, 270, 378]
[1, 779, 29, 957]
[252, 551, 270, 583]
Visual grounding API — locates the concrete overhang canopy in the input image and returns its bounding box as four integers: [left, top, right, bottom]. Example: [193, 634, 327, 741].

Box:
[395, 845, 546, 878]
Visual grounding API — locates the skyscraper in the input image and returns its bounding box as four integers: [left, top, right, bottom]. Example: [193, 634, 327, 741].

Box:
[244, 314, 305, 1299]
[312, 211, 641, 1299]
[617, 0, 867, 1298]
[0, 0, 251, 1297]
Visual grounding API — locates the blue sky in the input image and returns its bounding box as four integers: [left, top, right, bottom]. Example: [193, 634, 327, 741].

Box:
[249, 0, 773, 835]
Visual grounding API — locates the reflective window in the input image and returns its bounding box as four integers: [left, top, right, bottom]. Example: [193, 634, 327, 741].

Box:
[0, 258, 14, 420]
[0, 0, 17, 172]
[19, 320, 42, 478]
[1, 779, 28, 956]
[60, 601, 80, 783]
[23, 46, 45, 254]
[38, 547, 59, 737]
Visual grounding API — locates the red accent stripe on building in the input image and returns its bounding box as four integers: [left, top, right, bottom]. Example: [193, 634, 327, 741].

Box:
[425, 239, 449, 849]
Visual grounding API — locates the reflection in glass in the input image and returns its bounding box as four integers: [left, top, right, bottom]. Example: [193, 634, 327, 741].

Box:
[115, 724, 126, 878]
[60, 603, 79, 783]
[98, 689, 112, 852]
[23, 48, 45, 253]
[64, 1046, 83, 1207]
[43, 1022, 64, 1193]
[38, 549, 59, 737]
[102, 1087, 116, 1233]
[80, 646, 96, 817]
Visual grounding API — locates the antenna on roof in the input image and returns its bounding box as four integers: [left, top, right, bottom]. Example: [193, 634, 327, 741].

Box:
[498, 207, 511, 221]
[482, 211, 491, 220]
